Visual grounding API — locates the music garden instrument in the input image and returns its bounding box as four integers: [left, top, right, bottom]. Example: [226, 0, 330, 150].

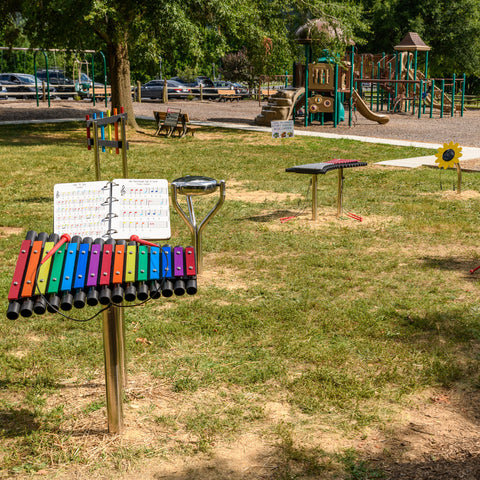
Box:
[7, 231, 197, 320]
[286, 159, 368, 220]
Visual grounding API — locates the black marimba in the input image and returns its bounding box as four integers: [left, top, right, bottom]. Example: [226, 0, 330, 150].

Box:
[286, 159, 368, 219]
[7, 231, 197, 320]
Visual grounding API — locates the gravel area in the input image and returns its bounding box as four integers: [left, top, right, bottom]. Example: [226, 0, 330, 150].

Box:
[1, 98, 479, 148]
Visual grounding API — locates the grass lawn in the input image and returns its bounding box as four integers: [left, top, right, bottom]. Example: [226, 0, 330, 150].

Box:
[1, 120, 480, 479]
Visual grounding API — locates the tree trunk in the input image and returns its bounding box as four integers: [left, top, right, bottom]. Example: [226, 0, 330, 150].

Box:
[107, 40, 138, 129]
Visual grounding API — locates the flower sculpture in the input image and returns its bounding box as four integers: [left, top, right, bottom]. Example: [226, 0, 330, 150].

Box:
[435, 141, 462, 169]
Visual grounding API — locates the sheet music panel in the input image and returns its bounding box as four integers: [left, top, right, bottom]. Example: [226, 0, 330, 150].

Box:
[53, 179, 171, 240]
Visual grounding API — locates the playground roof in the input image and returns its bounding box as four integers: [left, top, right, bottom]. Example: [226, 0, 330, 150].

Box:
[295, 19, 355, 45]
[394, 32, 431, 52]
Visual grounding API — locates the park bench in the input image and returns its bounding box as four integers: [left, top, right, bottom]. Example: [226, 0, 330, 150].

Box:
[217, 89, 242, 102]
[153, 110, 200, 138]
[259, 88, 277, 100]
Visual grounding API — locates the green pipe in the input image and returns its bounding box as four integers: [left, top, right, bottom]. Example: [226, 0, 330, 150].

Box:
[33, 50, 50, 107]
[418, 79, 422, 119]
[334, 63, 338, 128]
[370, 64, 374, 110]
[461, 73, 466, 117]
[394, 52, 399, 99]
[440, 79, 445, 118]
[304, 44, 309, 127]
[405, 54, 410, 112]
[412, 51, 417, 115]
[451, 73, 456, 117]
[349, 46, 354, 127]
[423, 51, 429, 114]
[387, 62, 392, 110]
[430, 79, 434, 118]
[376, 61, 380, 111]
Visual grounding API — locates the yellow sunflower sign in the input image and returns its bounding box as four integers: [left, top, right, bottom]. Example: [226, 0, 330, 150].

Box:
[435, 141, 462, 169]
[435, 141, 463, 194]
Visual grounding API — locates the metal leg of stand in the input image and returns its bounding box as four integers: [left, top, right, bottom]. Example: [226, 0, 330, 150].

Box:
[312, 174, 318, 220]
[337, 168, 344, 218]
[102, 304, 124, 434]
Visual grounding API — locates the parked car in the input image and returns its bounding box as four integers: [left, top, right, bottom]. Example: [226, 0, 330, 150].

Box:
[214, 80, 249, 96]
[137, 79, 192, 99]
[170, 76, 217, 98]
[36, 69, 79, 96]
[0, 73, 56, 99]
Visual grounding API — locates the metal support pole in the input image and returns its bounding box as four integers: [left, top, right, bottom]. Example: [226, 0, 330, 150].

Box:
[430, 80, 435, 118]
[441, 79, 445, 118]
[418, 80, 423, 119]
[91, 114, 129, 434]
[102, 306, 124, 434]
[451, 73, 456, 117]
[337, 168, 344, 217]
[312, 174, 318, 220]
[304, 45, 309, 127]
[349, 46, 354, 127]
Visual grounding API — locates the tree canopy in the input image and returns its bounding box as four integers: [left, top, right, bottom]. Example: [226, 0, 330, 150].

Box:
[2, 0, 480, 124]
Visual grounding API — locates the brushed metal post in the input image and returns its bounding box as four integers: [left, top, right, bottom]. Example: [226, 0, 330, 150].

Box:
[102, 305, 124, 434]
[311, 174, 318, 220]
[337, 168, 344, 217]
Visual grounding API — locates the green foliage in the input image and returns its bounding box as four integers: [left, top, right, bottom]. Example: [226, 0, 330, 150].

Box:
[360, 0, 480, 76]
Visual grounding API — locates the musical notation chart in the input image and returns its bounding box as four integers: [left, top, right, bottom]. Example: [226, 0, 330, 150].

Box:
[54, 179, 171, 240]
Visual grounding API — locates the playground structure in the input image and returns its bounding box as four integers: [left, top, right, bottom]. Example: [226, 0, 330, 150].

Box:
[255, 29, 466, 128]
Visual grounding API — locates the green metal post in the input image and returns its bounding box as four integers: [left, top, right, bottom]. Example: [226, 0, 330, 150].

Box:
[33, 50, 50, 107]
[349, 46, 354, 127]
[423, 51, 429, 114]
[418, 79, 422, 119]
[304, 44, 309, 127]
[412, 51, 417, 115]
[370, 64, 374, 110]
[440, 79, 445, 118]
[405, 53, 410, 112]
[285, 70, 288, 88]
[451, 73, 456, 117]
[461, 73, 466, 117]
[394, 52, 399, 99]
[334, 63, 338, 128]
[430, 79, 435, 118]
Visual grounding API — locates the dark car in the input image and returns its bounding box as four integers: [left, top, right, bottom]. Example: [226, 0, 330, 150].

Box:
[36, 69, 79, 96]
[0, 73, 56, 99]
[138, 79, 191, 99]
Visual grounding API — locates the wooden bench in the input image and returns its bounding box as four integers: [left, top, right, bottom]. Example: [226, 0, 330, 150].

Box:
[217, 89, 242, 102]
[259, 88, 277, 99]
[153, 111, 200, 138]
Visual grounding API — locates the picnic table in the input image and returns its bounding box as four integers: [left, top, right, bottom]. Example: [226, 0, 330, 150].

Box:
[153, 110, 200, 138]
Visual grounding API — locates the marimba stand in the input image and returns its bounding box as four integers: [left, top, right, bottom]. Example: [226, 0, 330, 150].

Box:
[171, 176, 225, 274]
[286, 160, 367, 220]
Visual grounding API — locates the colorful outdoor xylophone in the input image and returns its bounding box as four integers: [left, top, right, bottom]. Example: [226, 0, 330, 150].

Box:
[6, 231, 197, 320]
